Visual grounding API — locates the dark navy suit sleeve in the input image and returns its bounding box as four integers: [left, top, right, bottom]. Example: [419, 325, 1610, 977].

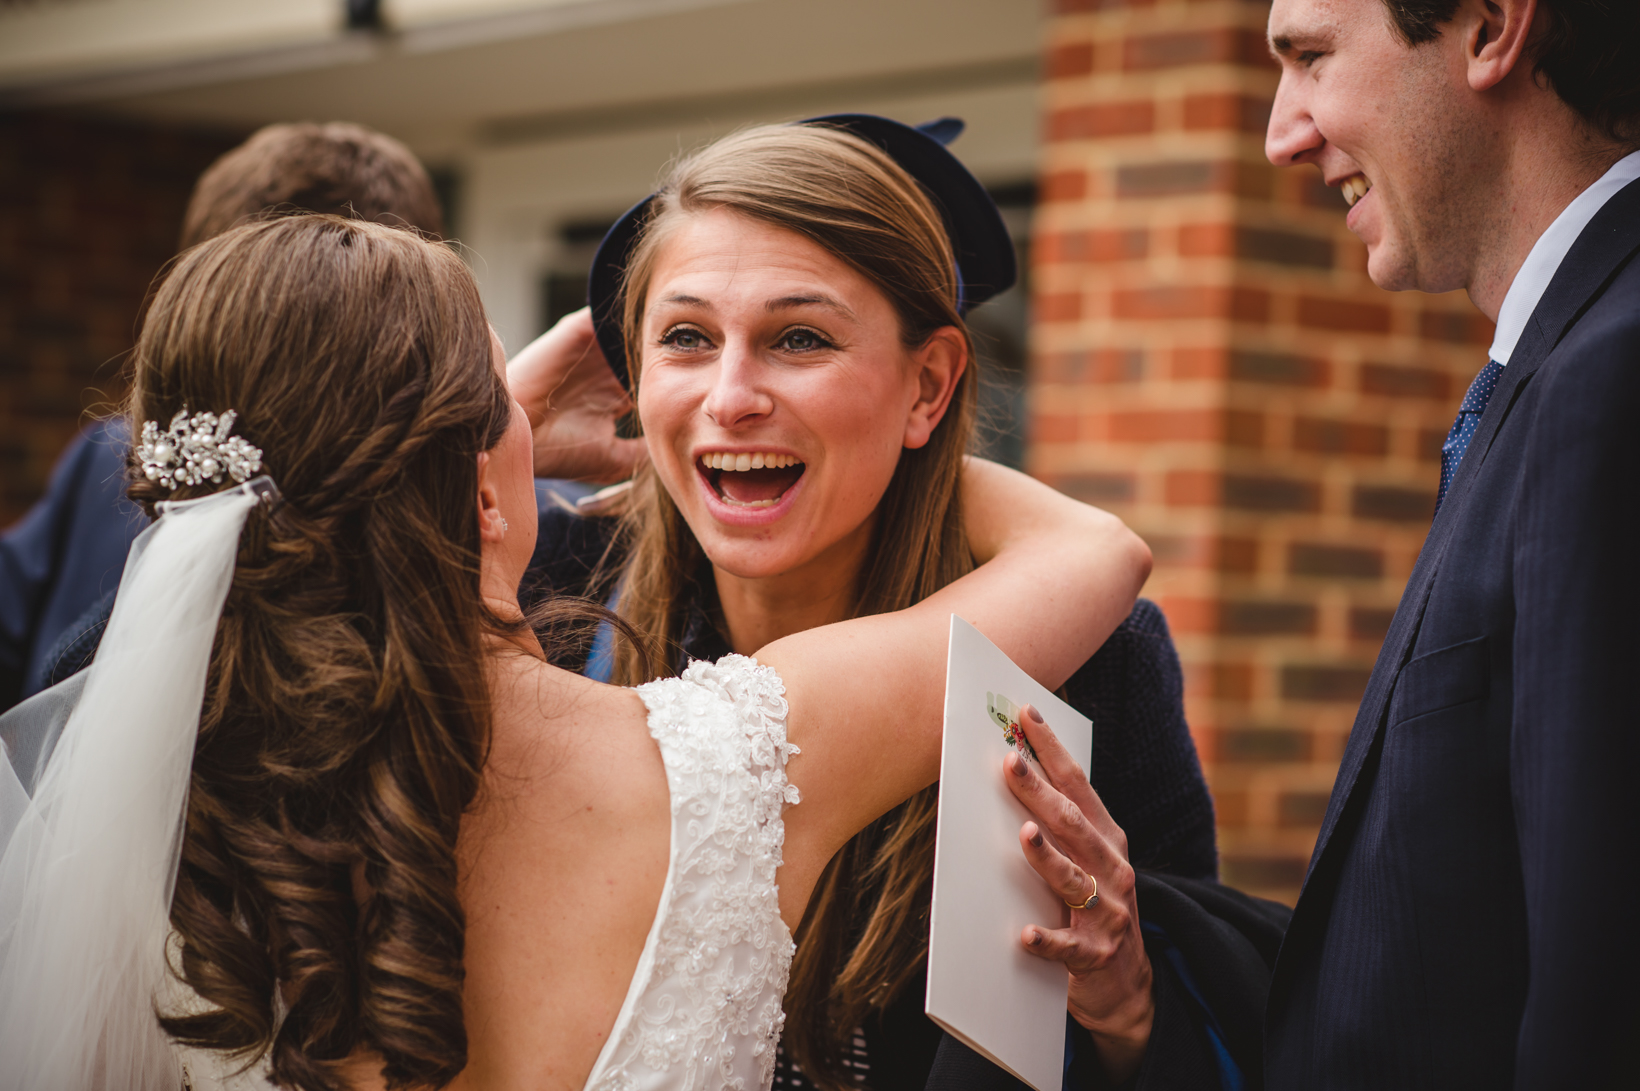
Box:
[0, 421, 146, 709]
[519, 505, 621, 672]
[1064, 599, 1218, 880]
[521, 505, 619, 604]
[1511, 311, 1640, 1087]
[38, 587, 116, 692]
[926, 874, 1290, 1091]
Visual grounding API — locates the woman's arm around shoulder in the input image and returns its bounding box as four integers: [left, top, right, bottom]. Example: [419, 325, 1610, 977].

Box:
[760, 458, 1151, 926]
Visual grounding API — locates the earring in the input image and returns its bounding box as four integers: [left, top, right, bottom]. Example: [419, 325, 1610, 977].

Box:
[500, 516, 510, 532]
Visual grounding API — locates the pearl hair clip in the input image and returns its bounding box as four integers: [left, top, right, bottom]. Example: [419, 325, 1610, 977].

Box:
[138, 408, 265, 490]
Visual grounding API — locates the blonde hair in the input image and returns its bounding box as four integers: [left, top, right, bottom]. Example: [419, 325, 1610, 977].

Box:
[604, 123, 979, 1088]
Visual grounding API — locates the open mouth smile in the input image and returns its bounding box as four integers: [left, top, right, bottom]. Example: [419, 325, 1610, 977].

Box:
[697, 450, 807, 509]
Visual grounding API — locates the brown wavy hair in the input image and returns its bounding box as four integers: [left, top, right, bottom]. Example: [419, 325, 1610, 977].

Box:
[1381, 0, 1640, 143]
[129, 215, 510, 1090]
[181, 121, 445, 249]
[604, 123, 979, 1089]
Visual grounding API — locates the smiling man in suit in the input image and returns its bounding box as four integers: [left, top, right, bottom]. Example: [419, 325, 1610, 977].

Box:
[1261, 0, 1640, 1085]
[925, 2, 1639, 1088]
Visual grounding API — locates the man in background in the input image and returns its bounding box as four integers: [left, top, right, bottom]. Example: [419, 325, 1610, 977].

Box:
[0, 121, 445, 710]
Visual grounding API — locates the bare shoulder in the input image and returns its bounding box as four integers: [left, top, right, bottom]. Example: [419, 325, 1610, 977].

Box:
[489, 653, 648, 738]
[481, 654, 660, 812]
[456, 660, 671, 1091]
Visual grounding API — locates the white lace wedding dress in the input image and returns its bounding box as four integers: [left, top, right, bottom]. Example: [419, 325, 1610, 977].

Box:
[582, 655, 800, 1091]
[177, 654, 800, 1091]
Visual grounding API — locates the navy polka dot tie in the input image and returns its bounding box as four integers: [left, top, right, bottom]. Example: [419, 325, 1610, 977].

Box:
[1436, 359, 1503, 512]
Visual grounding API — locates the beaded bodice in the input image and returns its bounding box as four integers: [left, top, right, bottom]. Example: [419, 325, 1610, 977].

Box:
[583, 655, 799, 1091]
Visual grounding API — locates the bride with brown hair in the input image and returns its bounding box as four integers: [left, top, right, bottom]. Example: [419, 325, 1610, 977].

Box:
[0, 212, 1147, 1091]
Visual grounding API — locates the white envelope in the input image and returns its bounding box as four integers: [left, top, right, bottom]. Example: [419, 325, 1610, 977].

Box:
[925, 615, 1093, 1091]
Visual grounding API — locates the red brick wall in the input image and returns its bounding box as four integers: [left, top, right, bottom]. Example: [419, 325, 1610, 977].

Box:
[1031, 0, 1493, 902]
[0, 112, 244, 527]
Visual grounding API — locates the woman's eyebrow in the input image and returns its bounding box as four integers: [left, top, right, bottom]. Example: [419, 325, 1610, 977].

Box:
[657, 293, 710, 308]
[766, 294, 857, 320]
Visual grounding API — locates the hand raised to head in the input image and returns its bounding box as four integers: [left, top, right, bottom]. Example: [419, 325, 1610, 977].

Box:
[1005, 704, 1153, 1084]
[506, 307, 647, 484]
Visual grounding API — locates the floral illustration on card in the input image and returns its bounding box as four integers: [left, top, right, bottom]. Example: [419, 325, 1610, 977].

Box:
[987, 691, 1037, 763]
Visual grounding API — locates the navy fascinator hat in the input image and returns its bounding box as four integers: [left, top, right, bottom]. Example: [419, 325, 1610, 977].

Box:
[586, 113, 1018, 390]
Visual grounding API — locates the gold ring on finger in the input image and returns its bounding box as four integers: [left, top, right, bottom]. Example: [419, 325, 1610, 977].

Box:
[1064, 874, 1098, 910]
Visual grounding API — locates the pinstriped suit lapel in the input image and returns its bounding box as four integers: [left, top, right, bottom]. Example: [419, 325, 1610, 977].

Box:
[1271, 176, 1640, 1009]
[1301, 175, 1640, 880]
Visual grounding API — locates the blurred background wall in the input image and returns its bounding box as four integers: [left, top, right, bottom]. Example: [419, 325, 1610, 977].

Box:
[0, 0, 1492, 903]
[1033, 0, 1493, 903]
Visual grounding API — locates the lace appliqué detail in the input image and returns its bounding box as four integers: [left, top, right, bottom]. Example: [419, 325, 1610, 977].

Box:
[586, 655, 799, 1091]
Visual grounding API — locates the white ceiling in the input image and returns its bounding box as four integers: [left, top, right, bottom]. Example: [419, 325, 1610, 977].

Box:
[2, 0, 1045, 351]
[3, 0, 1042, 161]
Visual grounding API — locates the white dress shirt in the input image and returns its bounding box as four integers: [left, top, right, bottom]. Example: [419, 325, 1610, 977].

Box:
[1489, 149, 1640, 366]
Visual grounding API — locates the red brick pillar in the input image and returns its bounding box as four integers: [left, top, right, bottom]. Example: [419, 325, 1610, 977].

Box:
[1031, 0, 1493, 901]
[0, 113, 243, 526]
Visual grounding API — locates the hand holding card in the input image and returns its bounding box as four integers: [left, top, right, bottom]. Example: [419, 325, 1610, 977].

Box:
[925, 616, 1093, 1091]
[1006, 704, 1155, 1083]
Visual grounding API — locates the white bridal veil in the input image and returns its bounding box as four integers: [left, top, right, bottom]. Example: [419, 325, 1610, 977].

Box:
[0, 477, 276, 1091]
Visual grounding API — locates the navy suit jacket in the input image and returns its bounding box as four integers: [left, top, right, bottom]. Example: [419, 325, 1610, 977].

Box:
[1266, 178, 1640, 1088]
[0, 420, 146, 709]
